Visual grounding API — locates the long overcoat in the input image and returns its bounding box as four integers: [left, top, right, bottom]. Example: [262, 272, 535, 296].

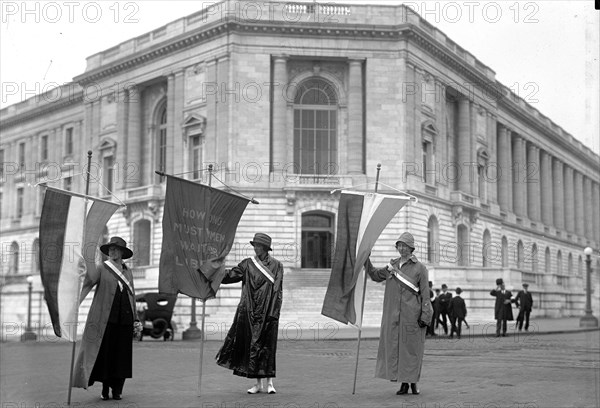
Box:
[365, 255, 431, 383]
[216, 255, 284, 378]
[490, 289, 514, 321]
[73, 261, 136, 389]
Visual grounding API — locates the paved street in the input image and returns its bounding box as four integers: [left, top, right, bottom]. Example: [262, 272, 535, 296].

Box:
[1, 329, 599, 408]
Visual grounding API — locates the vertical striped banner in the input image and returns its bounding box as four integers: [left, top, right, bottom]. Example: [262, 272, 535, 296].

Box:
[39, 187, 119, 341]
[322, 191, 409, 327]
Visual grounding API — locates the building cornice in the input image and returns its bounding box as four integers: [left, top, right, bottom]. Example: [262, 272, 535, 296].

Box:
[0, 92, 84, 130]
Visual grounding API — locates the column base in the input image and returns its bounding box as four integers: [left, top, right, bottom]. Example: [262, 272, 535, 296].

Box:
[182, 325, 203, 340]
[579, 313, 599, 328]
[21, 331, 37, 342]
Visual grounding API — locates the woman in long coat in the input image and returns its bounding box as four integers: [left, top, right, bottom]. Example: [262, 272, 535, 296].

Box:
[73, 237, 141, 400]
[364, 232, 432, 395]
[216, 233, 284, 394]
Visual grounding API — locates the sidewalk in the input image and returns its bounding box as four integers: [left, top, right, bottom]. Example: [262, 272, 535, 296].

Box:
[194, 317, 600, 342]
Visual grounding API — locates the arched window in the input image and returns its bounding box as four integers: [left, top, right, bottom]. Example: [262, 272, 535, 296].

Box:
[482, 229, 492, 267]
[427, 216, 439, 264]
[133, 220, 151, 267]
[32, 239, 40, 275]
[9, 242, 19, 274]
[545, 247, 551, 274]
[557, 251, 563, 275]
[301, 211, 334, 268]
[156, 101, 168, 182]
[293, 79, 338, 175]
[501, 236, 508, 267]
[477, 149, 490, 202]
[531, 243, 538, 273]
[568, 253, 573, 276]
[457, 224, 469, 267]
[517, 240, 524, 269]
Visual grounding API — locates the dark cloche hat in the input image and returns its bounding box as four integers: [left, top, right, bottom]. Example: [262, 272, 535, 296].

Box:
[250, 233, 272, 251]
[100, 236, 133, 259]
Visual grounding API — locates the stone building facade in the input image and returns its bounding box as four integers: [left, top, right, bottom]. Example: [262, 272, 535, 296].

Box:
[1, 1, 599, 339]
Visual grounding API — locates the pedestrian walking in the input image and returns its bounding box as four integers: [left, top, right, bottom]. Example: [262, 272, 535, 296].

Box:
[73, 237, 141, 401]
[448, 287, 467, 339]
[426, 282, 436, 336]
[216, 233, 284, 394]
[490, 278, 513, 337]
[437, 284, 452, 335]
[514, 283, 533, 331]
[364, 232, 432, 396]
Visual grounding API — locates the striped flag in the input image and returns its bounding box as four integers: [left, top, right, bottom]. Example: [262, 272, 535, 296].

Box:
[322, 191, 409, 327]
[39, 187, 120, 341]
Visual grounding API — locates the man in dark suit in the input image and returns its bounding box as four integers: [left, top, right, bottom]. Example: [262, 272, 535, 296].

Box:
[490, 278, 513, 337]
[514, 283, 533, 331]
[448, 287, 467, 339]
[431, 288, 441, 335]
[437, 284, 452, 335]
[426, 281, 436, 336]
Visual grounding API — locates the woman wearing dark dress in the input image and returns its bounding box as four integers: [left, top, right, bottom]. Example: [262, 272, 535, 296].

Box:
[73, 237, 141, 400]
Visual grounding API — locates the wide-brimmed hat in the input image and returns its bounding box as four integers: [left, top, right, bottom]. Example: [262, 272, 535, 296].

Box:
[395, 232, 415, 249]
[496, 278, 504, 285]
[250, 233, 272, 251]
[100, 236, 133, 259]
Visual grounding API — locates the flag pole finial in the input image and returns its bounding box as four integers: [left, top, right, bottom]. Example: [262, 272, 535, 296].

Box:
[375, 164, 382, 193]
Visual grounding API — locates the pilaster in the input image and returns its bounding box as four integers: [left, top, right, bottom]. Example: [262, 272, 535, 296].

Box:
[552, 158, 564, 230]
[347, 59, 363, 175]
[540, 150, 553, 226]
[526, 143, 540, 222]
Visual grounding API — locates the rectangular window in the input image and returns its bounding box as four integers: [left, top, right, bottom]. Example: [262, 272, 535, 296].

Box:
[19, 142, 25, 166]
[191, 135, 202, 180]
[65, 128, 73, 155]
[64, 176, 72, 191]
[17, 188, 23, 218]
[103, 156, 114, 195]
[41, 135, 48, 161]
[0, 149, 4, 178]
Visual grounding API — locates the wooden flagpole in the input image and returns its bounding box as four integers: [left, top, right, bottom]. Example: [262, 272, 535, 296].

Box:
[352, 163, 381, 395]
[67, 150, 93, 406]
[197, 164, 213, 396]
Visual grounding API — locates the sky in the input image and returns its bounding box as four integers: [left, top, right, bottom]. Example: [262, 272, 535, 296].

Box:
[1, 0, 598, 154]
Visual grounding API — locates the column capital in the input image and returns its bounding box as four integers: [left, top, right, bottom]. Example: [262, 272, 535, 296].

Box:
[273, 54, 289, 62]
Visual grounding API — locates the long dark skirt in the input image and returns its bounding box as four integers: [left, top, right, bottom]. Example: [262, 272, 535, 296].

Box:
[216, 308, 278, 378]
[88, 323, 133, 386]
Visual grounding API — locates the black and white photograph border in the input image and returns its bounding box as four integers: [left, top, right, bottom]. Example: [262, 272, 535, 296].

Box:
[1, 1, 599, 408]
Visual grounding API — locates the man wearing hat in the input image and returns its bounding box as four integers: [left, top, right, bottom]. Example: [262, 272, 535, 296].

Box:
[490, 278, 514, 337]
[514, 283, 533, 331]
[364, 232, 432, 396]
[73, 237, 141, 400]
[448, 287, 467, 339]
[216, 233, 283, 394]
[437, 283, 452, 335]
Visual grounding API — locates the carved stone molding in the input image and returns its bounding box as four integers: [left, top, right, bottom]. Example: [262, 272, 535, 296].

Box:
[452, 204, 479, 229]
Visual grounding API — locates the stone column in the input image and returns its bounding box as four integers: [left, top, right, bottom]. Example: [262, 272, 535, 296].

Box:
[272, 56, 288, 175]
[564, 165, 575, 232]
[172, 71, 185, 177]
[116, 92, 128, 190]
[487, 113, 498, 204]
[216, 54, 230, 167]
[457, 97, 471, 194]
[126, 86, 141, 188]
[497, 125, 512, 212]
[526, 143, 540, 221]
[166, 74, 176, 177]
[574, 171, 585, 236]
[593, 182, 600, 243]
[512, 135, 526, 217]
[540, 150, 553, 226]
[348, 59, 363, 175]
[552, 158, 564, 230]
[205, 59, 217, 168]
[583, 177, 593, 239]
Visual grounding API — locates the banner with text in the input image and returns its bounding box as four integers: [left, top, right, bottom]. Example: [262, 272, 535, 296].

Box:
[158, 175, 250, 300]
